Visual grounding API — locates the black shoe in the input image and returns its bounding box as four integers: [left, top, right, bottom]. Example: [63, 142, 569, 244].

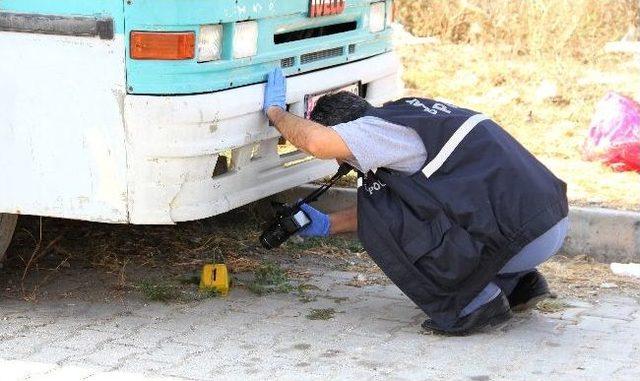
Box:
[507, 270, 551, 312]
[422, 292, 512, 336]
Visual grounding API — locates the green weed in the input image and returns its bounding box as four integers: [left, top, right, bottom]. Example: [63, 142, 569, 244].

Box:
[536, 299, 569, 313]
[137, 279, 178, 302]
[247, 261, 293, 295]
[306, 308, 336, 320]
[197, 287, 220, 299]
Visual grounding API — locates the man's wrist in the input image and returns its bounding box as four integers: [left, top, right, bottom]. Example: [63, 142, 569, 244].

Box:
[321, 214, 332, 237]
[328, 213, 337, 235]
[267, 106, 285, 124]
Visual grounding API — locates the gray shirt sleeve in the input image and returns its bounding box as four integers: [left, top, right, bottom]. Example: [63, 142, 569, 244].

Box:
[331, 116, 427, 175]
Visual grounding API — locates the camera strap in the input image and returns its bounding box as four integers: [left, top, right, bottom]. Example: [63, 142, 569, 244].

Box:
[296, 163, 353, 206]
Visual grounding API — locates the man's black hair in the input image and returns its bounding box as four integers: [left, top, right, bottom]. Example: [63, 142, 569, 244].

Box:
[310, 91, 370, 126]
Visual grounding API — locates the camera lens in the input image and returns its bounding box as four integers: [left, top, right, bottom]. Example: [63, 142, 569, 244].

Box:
[259, 222, 289, 249]
[259, 205, 311, 249]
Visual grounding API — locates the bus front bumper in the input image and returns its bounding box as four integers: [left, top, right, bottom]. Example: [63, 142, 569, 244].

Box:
[123, 52, 400, 224]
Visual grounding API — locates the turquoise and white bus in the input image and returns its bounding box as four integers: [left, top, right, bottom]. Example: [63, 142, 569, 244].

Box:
[0, 0, 399, 259]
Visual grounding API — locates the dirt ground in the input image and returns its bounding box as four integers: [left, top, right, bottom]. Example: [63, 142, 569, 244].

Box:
[398, 42, 640, 211]
[0, 209, 379, 304]
[2, 208, 639, 312]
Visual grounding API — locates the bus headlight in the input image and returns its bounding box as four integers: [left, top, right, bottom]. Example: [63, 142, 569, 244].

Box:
[197, 24, 223, 62]
[369, 1, 386, 33]
[233, 21, 258, 59]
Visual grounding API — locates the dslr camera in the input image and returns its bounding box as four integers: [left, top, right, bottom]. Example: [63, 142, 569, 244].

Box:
[259, 163, 352, 249]
[259, 202, 311, 249]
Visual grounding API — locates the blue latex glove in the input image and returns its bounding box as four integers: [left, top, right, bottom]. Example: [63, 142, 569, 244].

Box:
[263, 67, 286, 114]
[298, 203, 330, 238]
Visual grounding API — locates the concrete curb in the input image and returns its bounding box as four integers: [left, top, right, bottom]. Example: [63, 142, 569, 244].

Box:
[277, 185, 640, 263]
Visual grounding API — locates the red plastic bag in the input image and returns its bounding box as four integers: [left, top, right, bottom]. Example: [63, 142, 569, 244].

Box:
[583, 92, 640, 172]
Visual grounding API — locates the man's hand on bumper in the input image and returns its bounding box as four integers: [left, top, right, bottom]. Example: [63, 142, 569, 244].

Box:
[262, 67, 353, 161]
[264, 68, 286, 114]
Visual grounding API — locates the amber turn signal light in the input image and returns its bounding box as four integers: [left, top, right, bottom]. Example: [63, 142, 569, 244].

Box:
[130, 31, 195, 60]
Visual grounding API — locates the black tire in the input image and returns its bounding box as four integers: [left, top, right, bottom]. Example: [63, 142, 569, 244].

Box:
[0, 213, 18, 264]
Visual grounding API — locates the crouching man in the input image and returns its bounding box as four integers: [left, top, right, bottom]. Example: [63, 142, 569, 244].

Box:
[263, 68, 569, 335]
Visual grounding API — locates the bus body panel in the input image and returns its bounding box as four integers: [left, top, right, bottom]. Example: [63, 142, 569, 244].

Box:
[0, 1, 129, 222]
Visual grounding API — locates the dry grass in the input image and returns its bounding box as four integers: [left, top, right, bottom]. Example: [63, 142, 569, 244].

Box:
[2, 209, 267, 300]
[540, 255, 640, 300]
[1, 208, 377, 301]
[395, 0, 638, 58]
[393, 1, 640, 211]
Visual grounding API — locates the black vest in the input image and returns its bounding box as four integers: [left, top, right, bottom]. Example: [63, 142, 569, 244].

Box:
[357, 98, 568, 329]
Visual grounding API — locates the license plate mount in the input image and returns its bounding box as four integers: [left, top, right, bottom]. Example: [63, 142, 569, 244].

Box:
[304, 82, 360, 119]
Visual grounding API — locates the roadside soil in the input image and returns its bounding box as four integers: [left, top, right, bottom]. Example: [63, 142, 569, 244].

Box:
[398, 42, 640, 211]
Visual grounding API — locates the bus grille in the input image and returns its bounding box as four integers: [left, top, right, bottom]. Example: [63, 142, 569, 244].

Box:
[281, 57, 295, 68]
[300, 47, 344, 65]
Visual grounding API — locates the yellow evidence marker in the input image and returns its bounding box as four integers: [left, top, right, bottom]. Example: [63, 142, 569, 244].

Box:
[199, 264, 230, 296]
